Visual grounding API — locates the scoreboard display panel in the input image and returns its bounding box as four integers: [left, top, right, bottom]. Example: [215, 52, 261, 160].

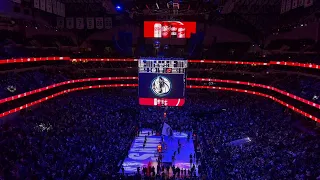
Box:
[138, 58, 187, 106]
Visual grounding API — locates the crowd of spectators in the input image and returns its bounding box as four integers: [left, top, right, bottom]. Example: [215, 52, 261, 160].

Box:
[1, 61, 320, 103]
[0, 68, 68, 99]
[0, 53, 319, 179]
[192, 92, 320, 180]
[0, 90, 138, 179]
[0, 87, 319, 179]
[1, 9, 320, 179]
[270, 74, 320, 103]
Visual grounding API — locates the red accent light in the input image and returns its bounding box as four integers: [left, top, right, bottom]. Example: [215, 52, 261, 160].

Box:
[1, 77, 318, 111]
[187, 78, 320, 110]
[0, 84, 318, 123]
[0, 57, 319, 71]
[0, 57, 319, 122]
[0, 77, 137, 105]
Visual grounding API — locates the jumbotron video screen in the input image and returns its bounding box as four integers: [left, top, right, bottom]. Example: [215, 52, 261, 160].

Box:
[138, 58, 187, 106]
[144, 21, 197, 39]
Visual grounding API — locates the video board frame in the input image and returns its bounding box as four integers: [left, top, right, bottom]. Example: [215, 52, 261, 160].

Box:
[138, 58, 187, 106]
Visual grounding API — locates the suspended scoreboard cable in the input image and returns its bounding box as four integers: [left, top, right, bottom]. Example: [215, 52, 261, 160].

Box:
[138, 58, 187, 106]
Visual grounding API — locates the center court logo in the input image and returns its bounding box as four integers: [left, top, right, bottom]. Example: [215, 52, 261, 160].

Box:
[151, 76, 171, 97]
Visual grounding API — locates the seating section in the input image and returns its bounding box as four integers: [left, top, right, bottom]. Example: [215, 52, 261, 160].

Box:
[0, 91, 319, 179]
[0, 69, 69, 99]
[1, 9, 320, 180]
[265, 39, 315, 52]
[0, 91, 138, 179]
[271, 75, 320, 103]
[195, 93, 319, 179]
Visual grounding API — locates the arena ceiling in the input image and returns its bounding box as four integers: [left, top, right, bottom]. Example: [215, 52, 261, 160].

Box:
[59, 0, 319, 42]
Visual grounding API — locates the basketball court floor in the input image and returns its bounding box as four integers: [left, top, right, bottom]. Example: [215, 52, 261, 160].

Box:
[121, 129, 198, 175]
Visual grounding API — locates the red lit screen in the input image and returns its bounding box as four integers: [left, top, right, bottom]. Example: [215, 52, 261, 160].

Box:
[144, 21, 196, 39]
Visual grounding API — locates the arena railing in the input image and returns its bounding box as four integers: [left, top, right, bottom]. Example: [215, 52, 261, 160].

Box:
[0, 57, 320, 70]
[1, 77, 319, 111]
[0, 84, 318, 123]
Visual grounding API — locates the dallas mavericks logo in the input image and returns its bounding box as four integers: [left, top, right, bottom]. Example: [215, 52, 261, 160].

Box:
[151, 76, 171, 97]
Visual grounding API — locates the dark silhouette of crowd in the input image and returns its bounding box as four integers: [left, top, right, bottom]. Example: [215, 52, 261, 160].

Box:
[0, 90, 138, 179]
[0, 68, 68, 99]
[0, 86, 319, 179]
[192, 92, 320, 180]
[1, 5, 320, 180]
[0, 55, 319, 180]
